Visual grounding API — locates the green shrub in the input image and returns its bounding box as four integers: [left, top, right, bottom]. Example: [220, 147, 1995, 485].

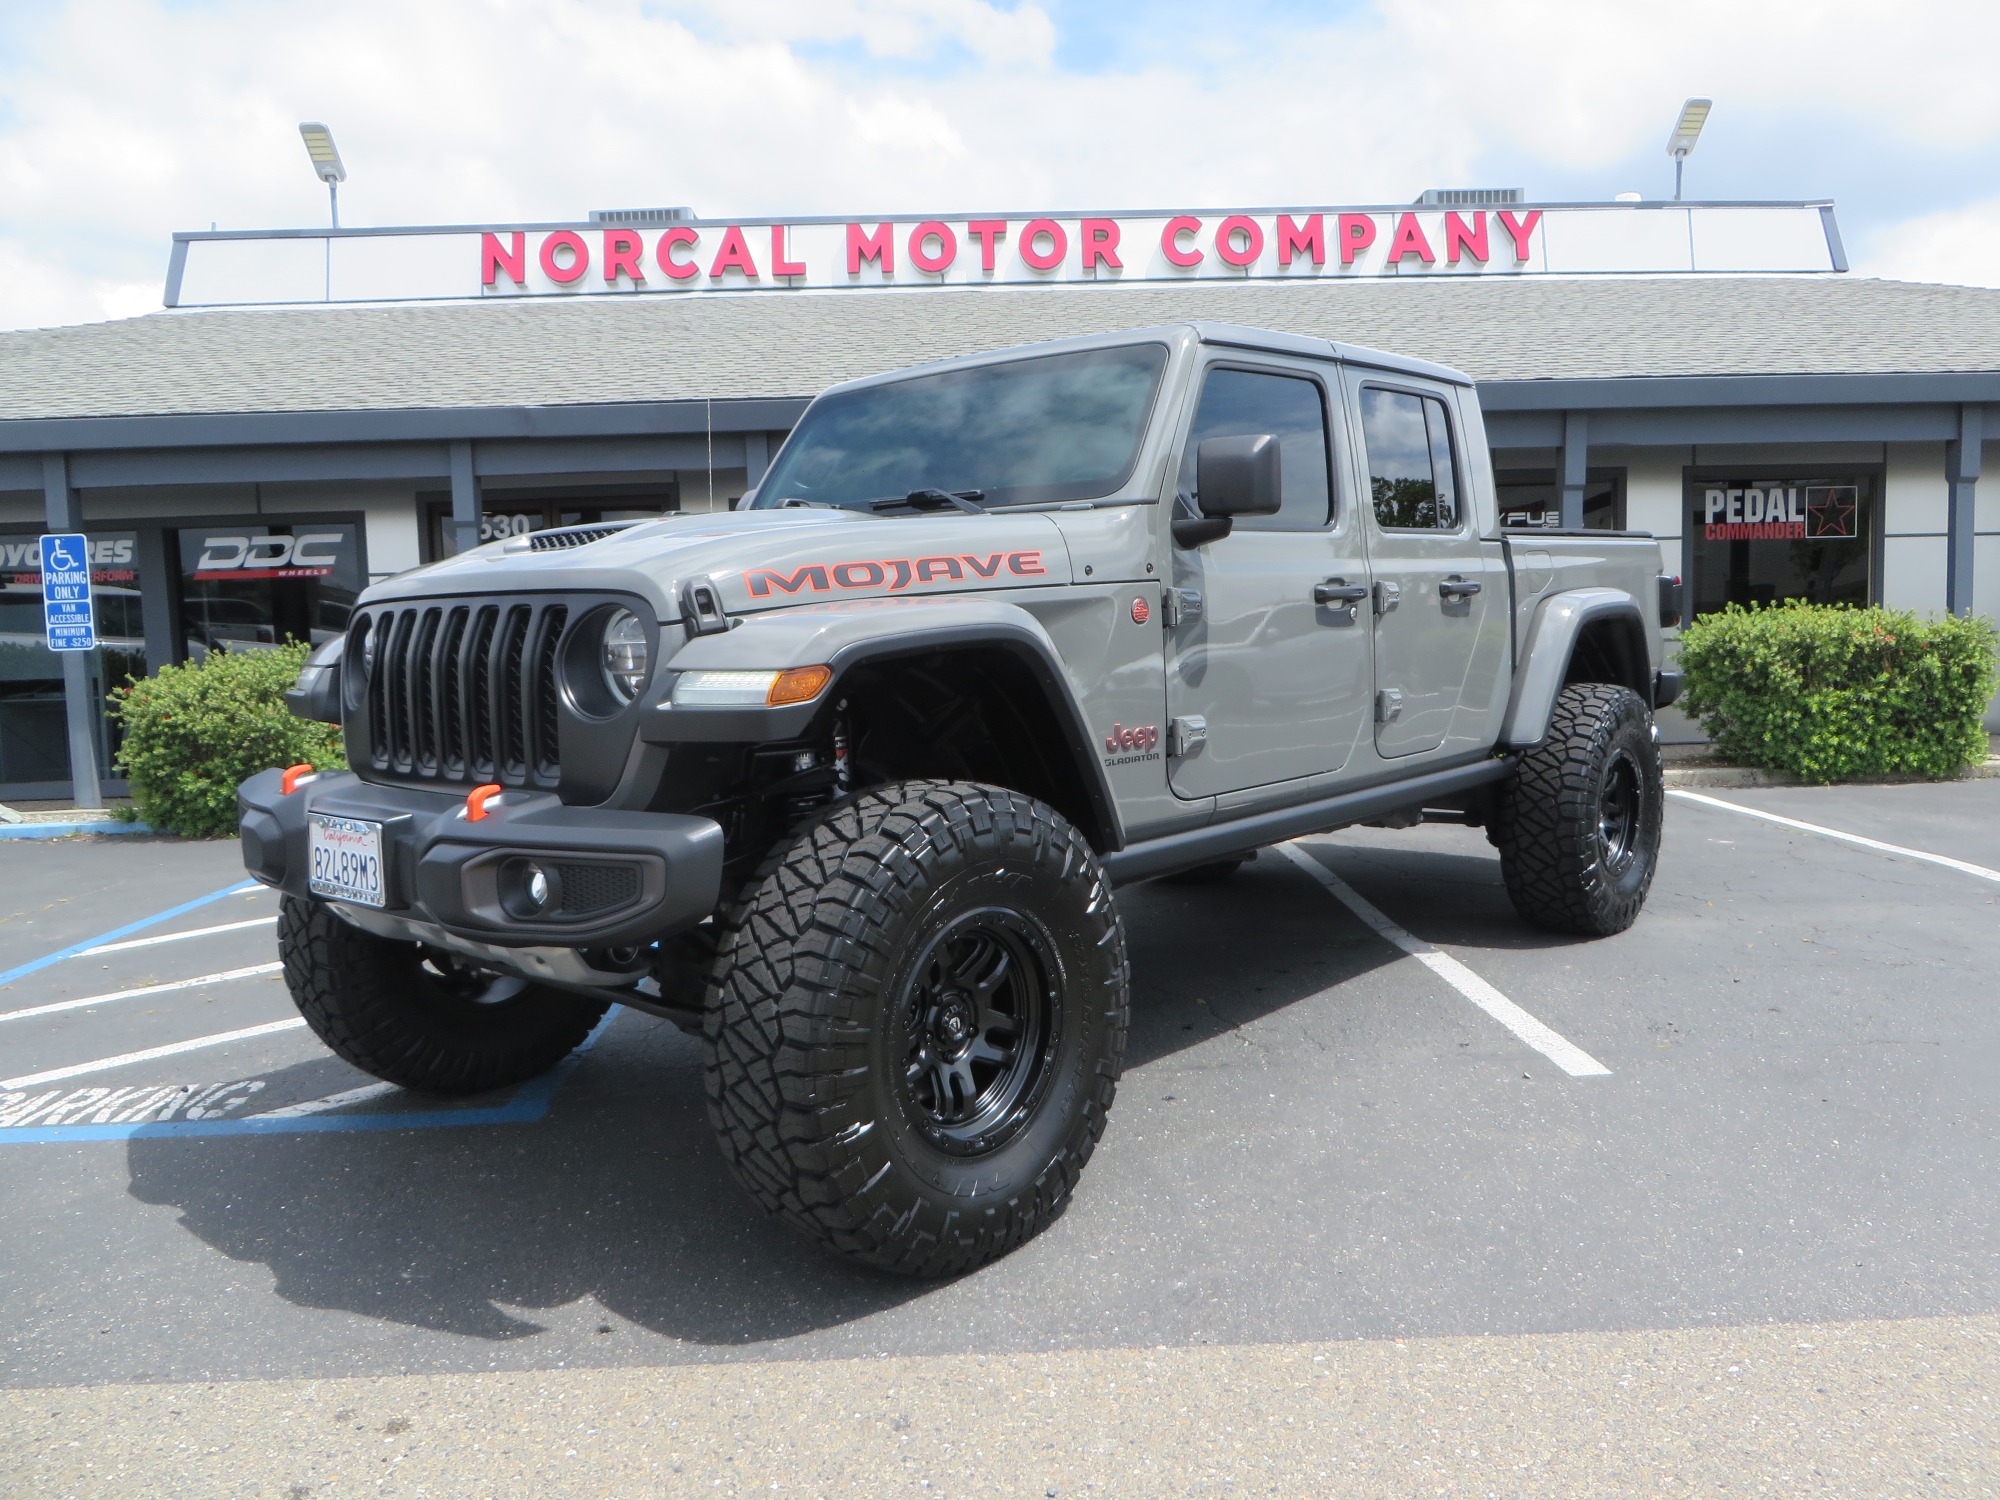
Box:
[108, 643, 343, 837]
[1677, 603, 1997, 783]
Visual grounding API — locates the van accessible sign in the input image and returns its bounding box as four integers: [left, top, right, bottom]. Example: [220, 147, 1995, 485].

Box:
[39, 534, 95, 652]
[166, 202, 1846, 308]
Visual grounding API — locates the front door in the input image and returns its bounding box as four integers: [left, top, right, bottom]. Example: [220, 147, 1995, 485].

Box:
[1352, 381, 1498, 758]
[1165, 362, 1372, 799]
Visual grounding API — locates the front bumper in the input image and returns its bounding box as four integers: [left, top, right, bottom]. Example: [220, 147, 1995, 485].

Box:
[238, 769, 725, 953]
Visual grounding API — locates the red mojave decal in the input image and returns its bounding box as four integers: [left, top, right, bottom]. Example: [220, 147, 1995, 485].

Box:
[746, 550, 1048, 598]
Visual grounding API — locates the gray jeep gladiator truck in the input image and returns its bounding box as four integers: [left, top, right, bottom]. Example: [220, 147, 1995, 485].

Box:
[240, 323, 1678, 1275]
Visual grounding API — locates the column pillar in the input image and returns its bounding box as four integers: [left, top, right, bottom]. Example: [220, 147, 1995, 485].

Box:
[449, 440, 480, 555]
[42, 453, 102, 809]
[1945, 404, 1982, 616]
[1559, 411, 1590, 531]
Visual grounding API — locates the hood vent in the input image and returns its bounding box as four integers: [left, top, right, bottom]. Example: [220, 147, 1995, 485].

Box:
[515, 521, 644, 553]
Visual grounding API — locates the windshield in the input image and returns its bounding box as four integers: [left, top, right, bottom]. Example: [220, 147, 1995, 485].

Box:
[753, 343, 1169, 511]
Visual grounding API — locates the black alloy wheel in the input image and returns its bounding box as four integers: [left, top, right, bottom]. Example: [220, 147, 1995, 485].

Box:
[703, 780, 1129, 1277]
[896, 909, 1060, 1156]
[1596, 750, 1643, 874]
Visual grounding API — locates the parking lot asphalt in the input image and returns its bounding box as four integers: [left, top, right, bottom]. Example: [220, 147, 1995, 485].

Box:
[2, 781, 1998, 1496]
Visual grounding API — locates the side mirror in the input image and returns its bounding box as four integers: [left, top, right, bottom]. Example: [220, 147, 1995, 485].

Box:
[1176, 434, 1281, 546]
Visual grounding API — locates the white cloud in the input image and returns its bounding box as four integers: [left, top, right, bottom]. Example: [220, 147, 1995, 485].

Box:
[3, 0, 2000, 330]
[1861, 197, 2000, 289]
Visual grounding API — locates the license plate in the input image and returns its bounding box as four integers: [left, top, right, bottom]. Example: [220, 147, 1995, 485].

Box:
[307, 813, 387, 907]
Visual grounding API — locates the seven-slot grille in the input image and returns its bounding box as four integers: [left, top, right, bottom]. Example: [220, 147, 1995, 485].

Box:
[359, 600, 568, 787]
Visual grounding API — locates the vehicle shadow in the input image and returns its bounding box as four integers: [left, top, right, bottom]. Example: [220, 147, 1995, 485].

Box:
[118, 848, 1472, 1349]
[1295, 835, 1608, 955]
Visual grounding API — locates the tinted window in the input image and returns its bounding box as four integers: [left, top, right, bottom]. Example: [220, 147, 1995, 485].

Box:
[754, 344, 1167, 511]
[1362, 388, 1461, 530]
[1178, 368, 1332, 531]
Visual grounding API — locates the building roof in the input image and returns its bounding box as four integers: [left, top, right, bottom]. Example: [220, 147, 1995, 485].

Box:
[3, 275, 1999, 425]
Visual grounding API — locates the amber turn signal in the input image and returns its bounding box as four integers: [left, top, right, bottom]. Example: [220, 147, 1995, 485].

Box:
[767, 664, 833, 706]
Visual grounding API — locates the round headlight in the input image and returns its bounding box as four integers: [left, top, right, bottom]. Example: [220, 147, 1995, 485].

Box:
[355, 617, 377, 680]
[601, 609, 650, 702]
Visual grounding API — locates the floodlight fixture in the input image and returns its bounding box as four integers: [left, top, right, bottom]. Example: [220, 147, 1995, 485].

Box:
[1665, 97, 1711, 200]
[299, 122, 345, 227]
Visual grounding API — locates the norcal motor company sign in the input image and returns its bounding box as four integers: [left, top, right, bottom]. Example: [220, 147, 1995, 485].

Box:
[479, 208, 1547, 294]
[166, 203, 1845, 307]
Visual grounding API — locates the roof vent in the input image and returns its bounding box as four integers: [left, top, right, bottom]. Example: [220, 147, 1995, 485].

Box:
[589, 207, 696, 225]
[1414, 188, 1523, 207]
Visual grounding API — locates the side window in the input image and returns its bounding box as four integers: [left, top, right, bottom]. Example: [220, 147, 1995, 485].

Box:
[1179, 368, 1332, 531]
[1361, 388, 1461, 530]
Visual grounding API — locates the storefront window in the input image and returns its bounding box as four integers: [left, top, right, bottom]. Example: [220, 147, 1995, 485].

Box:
[1687, 473, 1876, 617]
[1497, 469, 1625, 530]
[0, 531, 145, 785]
[175, 522, 362, 661]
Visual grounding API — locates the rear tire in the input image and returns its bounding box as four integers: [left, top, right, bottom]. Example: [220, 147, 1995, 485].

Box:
[702, 780, 1128, 1277]
[277, 897, 610, 1094]
[1490, 683, 1663, 936]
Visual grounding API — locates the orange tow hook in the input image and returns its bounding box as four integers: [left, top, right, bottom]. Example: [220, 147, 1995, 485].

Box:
[465, 783, 504, 822]
[279, 764, 315, 795]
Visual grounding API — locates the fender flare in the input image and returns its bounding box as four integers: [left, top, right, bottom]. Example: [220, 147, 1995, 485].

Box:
[643, 597, 1124, 850]
[1500, 587, 1652, 749]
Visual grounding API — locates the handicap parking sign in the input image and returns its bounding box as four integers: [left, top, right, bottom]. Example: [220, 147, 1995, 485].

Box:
[40, 533, 96, 652]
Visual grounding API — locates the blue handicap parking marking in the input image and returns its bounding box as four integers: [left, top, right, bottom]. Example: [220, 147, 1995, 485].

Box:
[0, 1007, 621, 1145]
[0, 881, 261, 991]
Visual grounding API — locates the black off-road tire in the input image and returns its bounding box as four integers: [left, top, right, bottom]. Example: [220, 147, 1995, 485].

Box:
[277, 896, 610, 1094]
[1490, 682, 1663, 936]
[703, 780, 1129, 1277]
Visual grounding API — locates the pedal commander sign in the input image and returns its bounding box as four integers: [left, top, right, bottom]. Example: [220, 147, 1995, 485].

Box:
[166, 203, 1846, 308]
[1698, 484, 1859, 541]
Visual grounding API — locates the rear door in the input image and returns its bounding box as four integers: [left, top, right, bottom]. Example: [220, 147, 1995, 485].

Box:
[1351, 378, 1499, 758]
[1165, 359, 1372, 799]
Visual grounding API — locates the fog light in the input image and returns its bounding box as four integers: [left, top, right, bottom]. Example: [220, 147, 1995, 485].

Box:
[501, 857, 563, 919]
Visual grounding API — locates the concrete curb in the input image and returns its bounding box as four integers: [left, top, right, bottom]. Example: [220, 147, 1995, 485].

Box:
[1663, 757, 2000, 790]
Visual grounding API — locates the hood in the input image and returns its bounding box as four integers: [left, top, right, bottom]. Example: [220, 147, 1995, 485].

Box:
[359, 507, 1076, 621]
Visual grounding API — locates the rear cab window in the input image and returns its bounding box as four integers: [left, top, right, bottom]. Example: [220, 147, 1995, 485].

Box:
[1359, 387, 1461, 531]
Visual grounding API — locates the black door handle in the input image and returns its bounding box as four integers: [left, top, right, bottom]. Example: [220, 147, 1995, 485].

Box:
[1313, 579, 1370, 606]
[1438, 578, 1483, 599]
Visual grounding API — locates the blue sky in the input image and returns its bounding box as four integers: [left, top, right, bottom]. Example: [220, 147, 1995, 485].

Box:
[1, 0, 1997, 329]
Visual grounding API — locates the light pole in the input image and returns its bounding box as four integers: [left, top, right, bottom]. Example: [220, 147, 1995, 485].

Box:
[1666, 98, 1711, 201]
[299, 122, 346, 300]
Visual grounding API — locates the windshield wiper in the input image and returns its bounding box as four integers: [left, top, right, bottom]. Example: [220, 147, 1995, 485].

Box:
[868, 488, 987, 515]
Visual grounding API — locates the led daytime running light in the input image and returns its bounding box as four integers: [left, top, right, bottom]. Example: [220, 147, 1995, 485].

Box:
[672, 666, 834, 708]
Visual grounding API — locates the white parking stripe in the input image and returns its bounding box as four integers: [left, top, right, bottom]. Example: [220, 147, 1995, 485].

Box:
[0, 964, 284, 1024]
[1278, 842, 1613, 1079]
[1667, 789, 2000, 885]
[78, 916, 276, 957]
[1, 1018, 309, 1090]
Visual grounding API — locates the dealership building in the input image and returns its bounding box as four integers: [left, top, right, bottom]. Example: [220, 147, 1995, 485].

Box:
[3, 196, 1998, 801]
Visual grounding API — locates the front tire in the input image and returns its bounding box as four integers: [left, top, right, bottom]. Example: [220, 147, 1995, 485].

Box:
[1490, 683, 1663, 936]
[702, 781, 1129, 1277]
[277, 897, 610, 1094]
